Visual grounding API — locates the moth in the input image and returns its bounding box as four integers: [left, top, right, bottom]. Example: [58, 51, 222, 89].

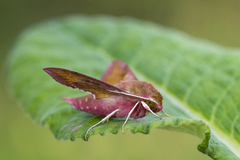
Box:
[43, 60, 170, 140]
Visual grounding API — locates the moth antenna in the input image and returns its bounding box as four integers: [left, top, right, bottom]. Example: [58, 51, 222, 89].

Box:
[85, 109, 119, 140]
[122, 101, 139, 134]
[162, 110, 171, 118]
[141, 101, 162, 119]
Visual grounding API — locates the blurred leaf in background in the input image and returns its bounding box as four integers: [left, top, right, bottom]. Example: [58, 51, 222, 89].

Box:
[1, 1, 240, 160]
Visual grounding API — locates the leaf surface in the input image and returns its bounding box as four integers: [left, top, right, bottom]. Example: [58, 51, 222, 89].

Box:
[6, 16, 240, 159]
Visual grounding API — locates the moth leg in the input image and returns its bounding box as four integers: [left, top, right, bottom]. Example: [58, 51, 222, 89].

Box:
[122, 101, 139, 134]
[141, 101, 162, 119]
[85, 109, 119, 140]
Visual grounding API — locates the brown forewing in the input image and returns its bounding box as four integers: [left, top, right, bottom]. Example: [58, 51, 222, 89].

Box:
[43, 68, 126, 99]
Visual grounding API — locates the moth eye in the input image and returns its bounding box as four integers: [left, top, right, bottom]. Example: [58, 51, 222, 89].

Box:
[146, 101, 152, 105]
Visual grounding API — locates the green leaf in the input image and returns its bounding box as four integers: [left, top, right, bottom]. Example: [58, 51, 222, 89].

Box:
[5, 16, 240, 160]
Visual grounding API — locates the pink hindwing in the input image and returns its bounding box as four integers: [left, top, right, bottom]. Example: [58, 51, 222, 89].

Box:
[43, 60, 170, 140]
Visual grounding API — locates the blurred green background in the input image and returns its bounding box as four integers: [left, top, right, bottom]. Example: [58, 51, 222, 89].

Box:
[1, 1, 240, 160]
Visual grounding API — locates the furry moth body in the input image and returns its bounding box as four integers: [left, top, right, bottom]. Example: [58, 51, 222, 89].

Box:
[43, 60, 170, 140]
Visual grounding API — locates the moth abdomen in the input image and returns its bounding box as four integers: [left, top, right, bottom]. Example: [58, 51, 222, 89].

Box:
[62, 95, 119, 117]
[62, 95, 94, 111]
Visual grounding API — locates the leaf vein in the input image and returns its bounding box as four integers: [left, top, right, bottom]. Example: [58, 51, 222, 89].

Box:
[210, 75, 240, 123]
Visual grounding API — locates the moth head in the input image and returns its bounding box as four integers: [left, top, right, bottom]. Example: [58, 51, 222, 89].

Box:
[148, 90, 163, 112]
[138, 82, 163, 113]
[145, 98, 163, 113]
[142, 90, 171, 118]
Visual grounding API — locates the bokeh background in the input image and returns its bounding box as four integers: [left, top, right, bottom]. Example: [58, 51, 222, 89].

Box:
[1, 1, 240, 160]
